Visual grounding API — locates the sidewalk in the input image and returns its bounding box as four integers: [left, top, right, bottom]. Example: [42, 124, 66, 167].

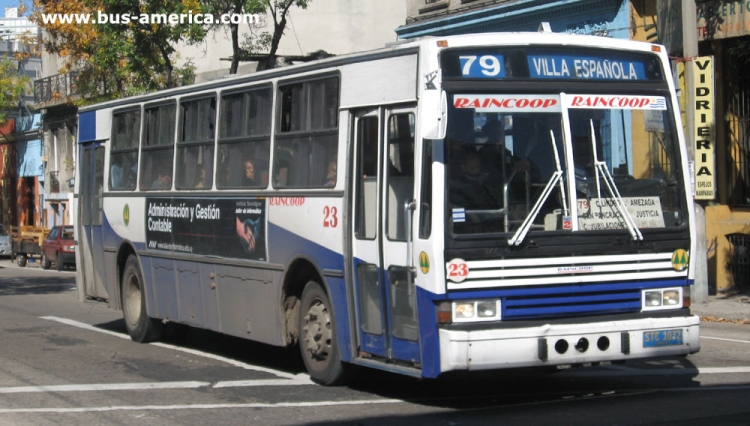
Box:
[690, 292, 750, 324]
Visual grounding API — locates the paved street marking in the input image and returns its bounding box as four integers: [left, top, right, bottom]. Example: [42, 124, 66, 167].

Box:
[41, 316, 303, 380]
[0, 399, 404, 414]
[0, 382, 210, 394]
[560, 365, 750, 377]
[214, 377, 314, 387]
[701, 336, 750, 344]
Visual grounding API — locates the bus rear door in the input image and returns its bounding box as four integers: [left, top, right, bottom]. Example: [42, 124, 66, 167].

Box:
[78, 142, 108, 301]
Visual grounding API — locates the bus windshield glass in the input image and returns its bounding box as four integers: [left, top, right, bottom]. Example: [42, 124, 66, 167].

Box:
[446, 93, 686, 237]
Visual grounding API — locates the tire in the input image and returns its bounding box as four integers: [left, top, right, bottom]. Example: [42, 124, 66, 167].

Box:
[299, 281, 354, 385]
[16, 254, 27, 267]
[42, 253, 51, 270]
[56, 252, 64, 271]
[121, 255, 163, 342]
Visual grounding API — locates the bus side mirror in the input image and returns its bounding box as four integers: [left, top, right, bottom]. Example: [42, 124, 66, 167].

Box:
[424, 90, 447, 140]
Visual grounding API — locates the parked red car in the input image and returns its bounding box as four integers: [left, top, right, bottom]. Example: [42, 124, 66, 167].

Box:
[41, 226, 75, 271]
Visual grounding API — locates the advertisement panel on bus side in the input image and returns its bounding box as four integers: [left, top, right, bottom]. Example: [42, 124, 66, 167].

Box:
[145, 197, 267, 261]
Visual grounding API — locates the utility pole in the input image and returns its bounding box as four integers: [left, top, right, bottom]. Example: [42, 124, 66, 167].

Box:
[682, 0, 708, 304]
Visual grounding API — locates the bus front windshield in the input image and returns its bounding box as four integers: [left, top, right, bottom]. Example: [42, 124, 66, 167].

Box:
[446, 93, 686, 239]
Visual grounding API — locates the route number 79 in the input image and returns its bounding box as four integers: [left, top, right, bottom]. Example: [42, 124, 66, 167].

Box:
[459, 55, 504, 78]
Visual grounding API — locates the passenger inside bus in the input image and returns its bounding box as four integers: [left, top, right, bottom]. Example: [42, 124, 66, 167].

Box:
[151, 169, 172, 189]
[324, 160, 337, 186]
[450, 151, 503, 209]
[242, 159, 258, 186]
[195, 166, 207, 189]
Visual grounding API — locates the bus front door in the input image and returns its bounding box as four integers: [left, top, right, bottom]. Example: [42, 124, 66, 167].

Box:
[351, 107, 421, 368]
[78, 142, 108, 301]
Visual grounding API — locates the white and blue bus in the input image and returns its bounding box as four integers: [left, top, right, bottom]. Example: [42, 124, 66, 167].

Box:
[75, 28, 700, 385]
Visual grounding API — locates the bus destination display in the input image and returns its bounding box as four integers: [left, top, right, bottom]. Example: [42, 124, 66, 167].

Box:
[441, 48, 662, 81]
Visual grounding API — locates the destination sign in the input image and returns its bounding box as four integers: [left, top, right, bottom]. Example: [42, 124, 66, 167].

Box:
[577, 197, 665, 231]
[440, 47, 664, 82]
[528, 55, 646, 80]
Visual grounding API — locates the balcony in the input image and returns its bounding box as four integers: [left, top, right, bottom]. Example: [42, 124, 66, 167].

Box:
[33, 71, 79, 108]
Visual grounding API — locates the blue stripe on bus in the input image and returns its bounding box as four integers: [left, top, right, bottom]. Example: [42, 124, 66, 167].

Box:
[417, 286, 440, 378]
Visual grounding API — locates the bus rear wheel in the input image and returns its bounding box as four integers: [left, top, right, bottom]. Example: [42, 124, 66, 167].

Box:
[299, 281, 353, 386]
[122, 255, 163, 342]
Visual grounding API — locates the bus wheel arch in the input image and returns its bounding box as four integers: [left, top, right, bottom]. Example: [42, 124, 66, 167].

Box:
[280, 257, 323, 347]
[281, 256, 354, 385]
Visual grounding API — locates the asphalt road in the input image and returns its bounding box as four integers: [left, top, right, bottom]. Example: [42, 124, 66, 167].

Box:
[1, 258, 749, 425]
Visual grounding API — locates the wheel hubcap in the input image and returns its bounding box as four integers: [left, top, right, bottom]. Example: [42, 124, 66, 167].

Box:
[123, 274, 141, 326]
[303, 299, 332, 361]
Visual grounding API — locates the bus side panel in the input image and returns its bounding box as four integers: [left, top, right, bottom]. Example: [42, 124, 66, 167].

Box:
[175, 260, 205, 327]
[339, 54, 418, 109]
[214, 265, 280, 345]
[199, 263, 220, 331]
[149, 257, 178, 321]
[325, 276, 352, 363]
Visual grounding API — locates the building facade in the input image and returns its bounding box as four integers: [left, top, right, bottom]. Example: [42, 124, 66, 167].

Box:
[397, 0, 632, 40]
[687, 0, 750, 293]
[0, 7, 42, 230]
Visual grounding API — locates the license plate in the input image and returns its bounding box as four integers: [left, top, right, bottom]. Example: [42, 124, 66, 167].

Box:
[643, 329, 683, 347]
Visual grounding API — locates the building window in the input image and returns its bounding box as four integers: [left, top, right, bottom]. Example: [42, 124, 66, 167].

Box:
[419, 0, 449, 13]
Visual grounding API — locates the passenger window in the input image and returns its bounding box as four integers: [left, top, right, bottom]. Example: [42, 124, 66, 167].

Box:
[274, 77, 339, 188]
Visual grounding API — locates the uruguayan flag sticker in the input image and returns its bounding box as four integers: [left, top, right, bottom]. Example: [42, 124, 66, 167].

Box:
[452, 208, 466, 223]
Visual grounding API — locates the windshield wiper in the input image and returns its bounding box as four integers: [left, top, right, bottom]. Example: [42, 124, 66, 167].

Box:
[587, 119, 643, 241]
[508, 130, 567, 246]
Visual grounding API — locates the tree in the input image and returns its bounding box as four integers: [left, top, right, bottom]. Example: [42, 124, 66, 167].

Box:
[202, 0, 310, 74]
[258, 0, 310, 71]
[0, 59, 31, 125]
[201, 0, 267, 74]
[29, 0, 207, 102]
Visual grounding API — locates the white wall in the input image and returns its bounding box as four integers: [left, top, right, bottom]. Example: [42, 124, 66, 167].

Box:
[178, 0, 406, 82]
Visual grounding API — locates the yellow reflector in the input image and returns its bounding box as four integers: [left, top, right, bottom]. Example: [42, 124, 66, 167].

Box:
[651, 45, 662, 52]
[437, 40, 448, 47]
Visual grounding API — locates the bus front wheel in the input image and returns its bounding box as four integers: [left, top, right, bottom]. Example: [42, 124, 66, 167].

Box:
[122, 255, 163, 343]
[299, 281, 353, 386]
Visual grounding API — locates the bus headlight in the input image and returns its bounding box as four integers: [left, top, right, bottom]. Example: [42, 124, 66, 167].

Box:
[451, 300, 501, 323]
[642, 287, 683, 311]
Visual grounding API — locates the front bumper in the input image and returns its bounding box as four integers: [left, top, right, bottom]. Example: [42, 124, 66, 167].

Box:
[439, 315, 700, 373]
[57, 252, 76, 264]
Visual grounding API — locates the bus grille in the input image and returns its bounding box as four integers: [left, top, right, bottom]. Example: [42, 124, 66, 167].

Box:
[501, 283, 644, 320]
